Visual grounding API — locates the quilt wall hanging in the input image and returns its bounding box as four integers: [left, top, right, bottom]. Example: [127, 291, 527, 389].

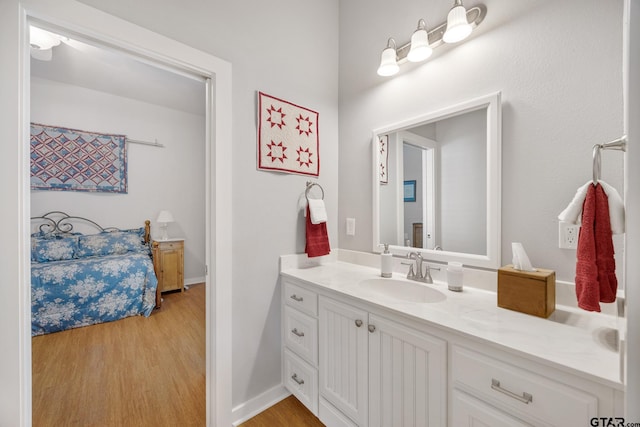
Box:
[30, 123, 128, 193]
[379, 134, 389, 184]
[257, 91, 320, 177]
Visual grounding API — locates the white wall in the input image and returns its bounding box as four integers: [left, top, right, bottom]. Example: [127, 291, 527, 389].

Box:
[30, 77, 206, 283]
[624, 0, 640, 417]
[74, 0, 340, 410]
[0, 1, 27, 424]
[437, 109, 486, 255]
[338, 0, 624, 284]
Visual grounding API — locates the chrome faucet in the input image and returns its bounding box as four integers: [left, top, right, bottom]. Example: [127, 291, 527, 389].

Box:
[403, 252, 440, 284]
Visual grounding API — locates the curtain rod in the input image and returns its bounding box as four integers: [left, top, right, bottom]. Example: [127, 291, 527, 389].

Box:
[126, 138, 164, 148]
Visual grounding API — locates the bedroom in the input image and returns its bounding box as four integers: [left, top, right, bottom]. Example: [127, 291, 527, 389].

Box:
[29, 21, 209, 422]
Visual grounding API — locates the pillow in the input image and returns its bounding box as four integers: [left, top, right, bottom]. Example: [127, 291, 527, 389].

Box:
[76, 228, 147, 258]
[32, 236, 78, 263]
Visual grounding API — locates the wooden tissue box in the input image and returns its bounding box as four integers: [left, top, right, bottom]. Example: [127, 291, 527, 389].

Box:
[497, 265, 556, 318]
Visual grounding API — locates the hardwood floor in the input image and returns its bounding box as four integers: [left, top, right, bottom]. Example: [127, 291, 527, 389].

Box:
[32, 284, 206, 427]
[239, 396, 325, 427]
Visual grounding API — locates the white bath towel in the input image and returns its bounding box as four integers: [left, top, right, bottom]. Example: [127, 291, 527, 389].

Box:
[558, 180, 625, 234]
[308, 198, 327, 224]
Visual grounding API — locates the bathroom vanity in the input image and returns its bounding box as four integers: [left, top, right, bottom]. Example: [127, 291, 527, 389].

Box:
[280, 256, 623, 427]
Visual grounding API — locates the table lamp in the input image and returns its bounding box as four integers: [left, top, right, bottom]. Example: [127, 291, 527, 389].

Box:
[156, 210, 174, 241]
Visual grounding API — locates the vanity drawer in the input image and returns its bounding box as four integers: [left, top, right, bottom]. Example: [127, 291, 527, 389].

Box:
[284, 306, 318, 365]
[284, 348, 318, 416]
[451, 345, 598, 426]
[283, 280, 317, 316]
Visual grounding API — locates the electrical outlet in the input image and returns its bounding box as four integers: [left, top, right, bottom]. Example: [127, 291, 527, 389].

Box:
[559, 222, 580, 249]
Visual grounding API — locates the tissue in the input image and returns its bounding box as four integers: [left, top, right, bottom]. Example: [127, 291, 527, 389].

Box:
[511, 242, 536, 272]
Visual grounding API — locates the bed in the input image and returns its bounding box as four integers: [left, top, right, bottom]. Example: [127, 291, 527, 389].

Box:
[30, 211, 158, 336]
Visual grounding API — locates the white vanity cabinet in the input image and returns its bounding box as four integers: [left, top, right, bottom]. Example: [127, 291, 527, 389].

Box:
[282, 279, 320, 415]
[367, 313, 447, 427]
[449, 344, 621, 427]
[318, 296, 369, 426]
[281, 273, 623, 427]
[318, 295, 447, 427]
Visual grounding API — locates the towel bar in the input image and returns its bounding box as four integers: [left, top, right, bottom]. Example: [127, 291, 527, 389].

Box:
[592, 135, 627, 185]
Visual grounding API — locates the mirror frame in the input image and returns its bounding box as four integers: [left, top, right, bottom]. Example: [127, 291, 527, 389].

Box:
[372, 92, 502, 269]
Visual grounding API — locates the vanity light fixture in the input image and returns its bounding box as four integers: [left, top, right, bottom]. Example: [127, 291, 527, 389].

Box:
[376, 1, 486, 77]
[443, 0, 473, 43]
[407, 19, 433, 63]
[376, 38, 400, 77]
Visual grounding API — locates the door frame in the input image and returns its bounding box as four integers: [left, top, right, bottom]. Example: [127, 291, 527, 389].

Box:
[18, 1, 233, 425]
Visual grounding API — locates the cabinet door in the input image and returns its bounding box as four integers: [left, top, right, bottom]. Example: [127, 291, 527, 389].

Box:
[319, 296, 369, 426]
[368, 314, 447, 427]
[159, 248, 183, 291]
[451, 390, 532, 427]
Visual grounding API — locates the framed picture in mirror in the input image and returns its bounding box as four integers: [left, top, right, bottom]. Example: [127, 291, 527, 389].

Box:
[404, 180, 416, 202]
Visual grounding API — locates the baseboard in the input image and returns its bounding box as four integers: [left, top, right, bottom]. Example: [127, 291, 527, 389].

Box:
[231, 384, 290, 426]
[185, 276, 206, 287]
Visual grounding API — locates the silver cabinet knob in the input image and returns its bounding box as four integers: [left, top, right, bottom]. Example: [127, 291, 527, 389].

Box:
[368, 324, 376, 333]
[290, 294, 303, 302]
[291, 328, 305, 337]
[291, 373, 304, 385]
[355, 319, 363, 327]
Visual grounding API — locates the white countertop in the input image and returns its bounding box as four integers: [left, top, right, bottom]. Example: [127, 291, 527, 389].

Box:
[281, 260, 623, 390]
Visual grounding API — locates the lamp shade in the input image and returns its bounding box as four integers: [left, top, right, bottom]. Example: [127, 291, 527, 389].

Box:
[443, 1, 472, 43]
[407, 27, 432, 63]
[156, 210, 175, 223]
[377, 44, 399, 77]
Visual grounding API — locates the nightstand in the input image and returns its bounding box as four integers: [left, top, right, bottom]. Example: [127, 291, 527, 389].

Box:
[152, 238, 185, 308]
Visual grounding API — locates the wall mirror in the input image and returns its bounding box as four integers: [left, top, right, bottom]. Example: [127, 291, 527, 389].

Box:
[372, 92, 501, 269]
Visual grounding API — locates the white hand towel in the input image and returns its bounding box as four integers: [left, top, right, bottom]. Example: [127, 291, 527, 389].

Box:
[600, 181, 625, 234]
[308, 198, 327, 224]
[558, 181, 591, 224]
[558, 180, 625, 234]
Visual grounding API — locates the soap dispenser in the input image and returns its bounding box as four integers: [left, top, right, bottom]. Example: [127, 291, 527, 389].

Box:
[380, 244, 393, 278]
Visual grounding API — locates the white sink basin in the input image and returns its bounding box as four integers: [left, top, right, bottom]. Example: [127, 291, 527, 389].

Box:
[356, 278, 446, 303]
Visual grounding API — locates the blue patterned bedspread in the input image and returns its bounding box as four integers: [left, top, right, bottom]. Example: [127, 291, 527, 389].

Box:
[31, 252, 157, 336]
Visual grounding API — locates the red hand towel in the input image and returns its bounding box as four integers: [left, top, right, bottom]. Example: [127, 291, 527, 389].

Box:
[575, 184, 600, 311]
[305, 206, 330, 257]
[594, 184, 617, 303]
[575, 184, 617, 312]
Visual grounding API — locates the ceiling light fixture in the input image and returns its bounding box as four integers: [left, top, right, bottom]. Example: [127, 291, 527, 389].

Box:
[29, 25, 65, 61]
[376, 2, 486, 77]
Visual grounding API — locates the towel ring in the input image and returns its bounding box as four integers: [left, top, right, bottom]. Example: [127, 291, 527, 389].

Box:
[305, 181, 324, 200]
[592, 144, 601, 185]
[591, 135, 627, 185]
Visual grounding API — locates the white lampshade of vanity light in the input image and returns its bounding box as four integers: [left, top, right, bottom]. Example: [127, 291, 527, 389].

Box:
[377, 39, 399, 77]
[443, 0, 473, 43]
[407, 22, 432, 63]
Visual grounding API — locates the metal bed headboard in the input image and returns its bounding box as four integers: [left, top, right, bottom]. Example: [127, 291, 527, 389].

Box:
[30, 211, 121, 235]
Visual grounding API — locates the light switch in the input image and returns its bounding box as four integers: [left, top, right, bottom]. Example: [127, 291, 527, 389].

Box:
[346, 218, 356, 236]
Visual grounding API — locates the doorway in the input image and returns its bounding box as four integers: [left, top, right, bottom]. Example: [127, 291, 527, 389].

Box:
[19, 3, 233, 425]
